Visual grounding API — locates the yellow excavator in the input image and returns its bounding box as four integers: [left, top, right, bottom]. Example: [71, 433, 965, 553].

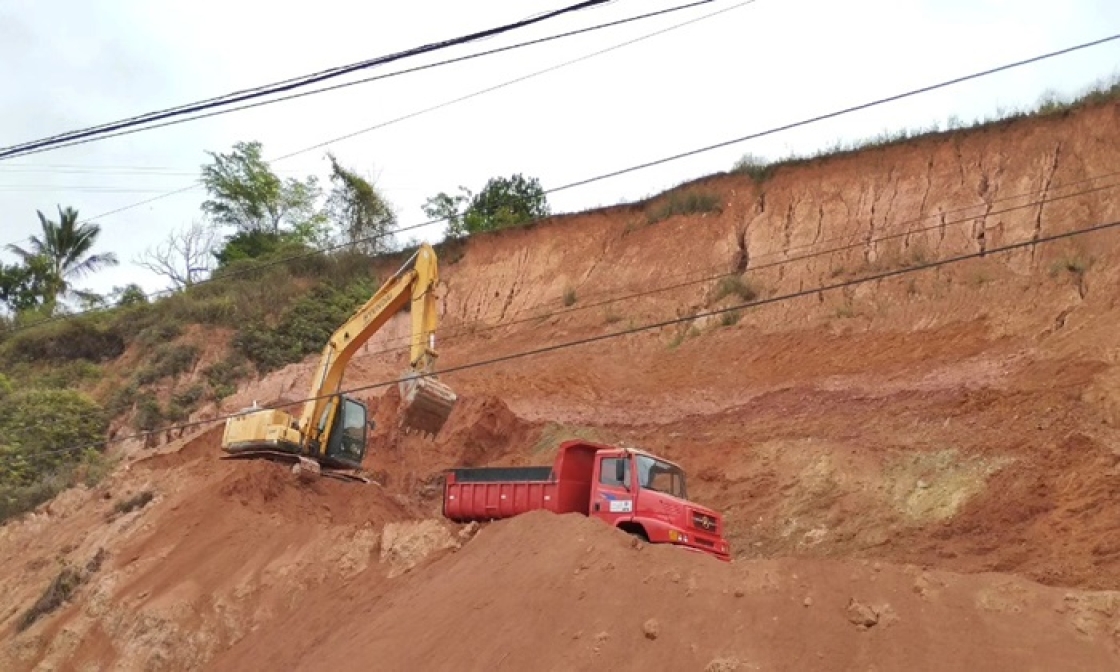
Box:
[219, 243, 458, 483]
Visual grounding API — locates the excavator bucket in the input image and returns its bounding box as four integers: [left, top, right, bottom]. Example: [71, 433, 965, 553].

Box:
[398, 372, 458, 437]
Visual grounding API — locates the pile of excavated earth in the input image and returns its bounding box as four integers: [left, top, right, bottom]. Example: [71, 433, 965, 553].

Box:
[3, 101, 1120, 670]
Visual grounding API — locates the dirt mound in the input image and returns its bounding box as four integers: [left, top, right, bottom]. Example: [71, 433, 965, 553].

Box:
[358, 390, 540, 502]
[214, 511, 1120, 671]
[436, 394, 539, 466]
[133, 424, 225, 472]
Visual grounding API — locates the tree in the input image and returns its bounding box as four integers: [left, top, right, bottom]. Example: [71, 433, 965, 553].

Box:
[212, 230, 291, 269]
[325, 153, 397, 255]
[200, 141, 323, 234]
[5, 206, 118, 313]
[423, 174, 549, 239]
[0, 256, 53, 313]
[134, 221, 219, 289]
[114, 284, 148, 307]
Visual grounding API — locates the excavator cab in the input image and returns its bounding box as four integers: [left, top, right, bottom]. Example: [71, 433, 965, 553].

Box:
[321, 395, 370, 470]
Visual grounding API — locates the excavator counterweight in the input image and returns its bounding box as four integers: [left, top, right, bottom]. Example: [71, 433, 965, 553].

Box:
[219, 243, 457, 482]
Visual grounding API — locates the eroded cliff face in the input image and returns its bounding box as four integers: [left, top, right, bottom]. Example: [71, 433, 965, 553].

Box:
[4, 102, 1120, 672]
[436, 102, 1119, 335]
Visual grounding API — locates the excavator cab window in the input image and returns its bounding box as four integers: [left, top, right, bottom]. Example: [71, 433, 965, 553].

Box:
[325, 396, 368, 466]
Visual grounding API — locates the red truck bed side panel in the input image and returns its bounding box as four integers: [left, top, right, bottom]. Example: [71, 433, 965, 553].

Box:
[444, 481, 562, 521]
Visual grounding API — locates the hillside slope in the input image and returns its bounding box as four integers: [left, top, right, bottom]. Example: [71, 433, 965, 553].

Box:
[2, 100, 1120, 670]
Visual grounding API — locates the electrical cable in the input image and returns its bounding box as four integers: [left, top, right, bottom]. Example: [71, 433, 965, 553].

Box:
[2, 1, 720, 160]
[0, 0, 740, 249]
[4, 32, 1117, 329]
[0, 0, 619, 160]
[316, 179, 1120, 361]
[19, 212, 1120, 461]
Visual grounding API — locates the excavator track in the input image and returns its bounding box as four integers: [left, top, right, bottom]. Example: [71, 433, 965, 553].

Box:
[220, 451, 372, 484]
[399, 374, 458, 437]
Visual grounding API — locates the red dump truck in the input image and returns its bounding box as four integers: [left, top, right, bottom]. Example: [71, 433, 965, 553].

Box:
[442, 440, 730, 561]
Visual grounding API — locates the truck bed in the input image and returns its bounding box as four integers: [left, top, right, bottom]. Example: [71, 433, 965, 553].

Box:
[447, 466, 553, 483]
[443, 442, 599, 522]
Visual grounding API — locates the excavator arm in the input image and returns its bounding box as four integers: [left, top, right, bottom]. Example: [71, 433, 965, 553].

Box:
[299, 243, 445, 457]
[220, 243, 457, 478]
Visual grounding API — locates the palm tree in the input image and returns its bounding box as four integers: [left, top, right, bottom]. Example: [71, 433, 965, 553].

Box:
[6, 206, 118, 312]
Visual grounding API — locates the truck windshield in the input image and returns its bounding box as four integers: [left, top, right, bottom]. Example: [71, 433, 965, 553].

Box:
[635, 455, 687, 499]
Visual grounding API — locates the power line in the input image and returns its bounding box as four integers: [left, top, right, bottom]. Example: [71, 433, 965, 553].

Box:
[0, 0, 741, 250]
[21, 213, 1120, 461]
[0, 0, 619, 160]
[312, 179, 1120, 362]
[4, 1, 721, 160]
[4, 31, 1115, 331]
[547, 32, 1120, 194]
[266, 172, 1118, 360]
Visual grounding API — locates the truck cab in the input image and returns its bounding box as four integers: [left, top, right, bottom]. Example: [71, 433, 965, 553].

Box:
[590, 447, 729, 560]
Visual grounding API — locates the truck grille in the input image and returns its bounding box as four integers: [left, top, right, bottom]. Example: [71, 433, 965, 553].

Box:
[691, 511, 718, 533]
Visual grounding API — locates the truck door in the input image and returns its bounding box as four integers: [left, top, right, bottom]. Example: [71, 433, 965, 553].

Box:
[591, 455, 635, 524]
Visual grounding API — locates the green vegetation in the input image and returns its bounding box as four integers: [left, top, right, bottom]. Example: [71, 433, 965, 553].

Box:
[17, 548, 106, 631]
[112, 491, 154, 516]
[136, 343, 199, 385]
[563, 287, 578, 307]
[1050, 255, 1091, 277]
[0, 388, 109, 522]
[731, 153, 774, 182]
[326, 152, 397, 255]
[720, 310, 742, 327]
[711, 276, 758, 303]
[645, 190, 722, 225]
[233, 276, 377, 373]
[724, 76, 1120, 183]
[424, 174, 550, 239]
[203, 354, 251, 401]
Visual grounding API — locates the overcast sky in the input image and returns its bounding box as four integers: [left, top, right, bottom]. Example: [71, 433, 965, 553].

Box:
[1, 0, 1118, 298]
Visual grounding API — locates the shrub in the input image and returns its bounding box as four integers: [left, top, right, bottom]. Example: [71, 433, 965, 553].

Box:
[16, 549, 106, 632]
[35, 361, 103, 389]
[203, 354, 250, 400]
[720, 310, 742, 326]
[563, 288, 577, 307]
[0, 389, 108, 489]
[646, 191, 722, 225]
[712, 276, 758, 303]
[234, 278, 376, 373]
[1, 315, 125, 364]
[135, 343, 199, 385]
[105, 383, 139, 417]
[135, 322, 183, 348]
[134, 398, 162, 431]
[1050, 255, 1090, 277]
[171, 384, 205, 409]
[731, 153, 774, 181]
[113, 490, 154, 515]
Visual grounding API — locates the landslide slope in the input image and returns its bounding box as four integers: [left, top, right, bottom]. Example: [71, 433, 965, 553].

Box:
[213, 511, 1120, 672]
[2, 99, 1120, 670]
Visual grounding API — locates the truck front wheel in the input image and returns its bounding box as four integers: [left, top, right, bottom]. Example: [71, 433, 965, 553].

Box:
[618, 522, 649, 543]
